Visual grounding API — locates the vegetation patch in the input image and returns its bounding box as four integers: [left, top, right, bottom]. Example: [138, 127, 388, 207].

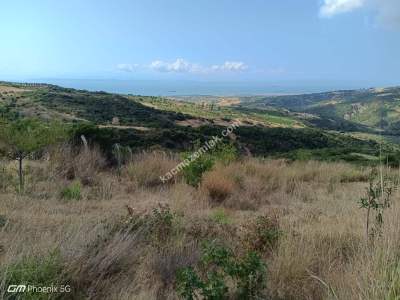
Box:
[176, 241, 267, 300]
[60, 181, 82, 201]
[3, 251, 66, 300]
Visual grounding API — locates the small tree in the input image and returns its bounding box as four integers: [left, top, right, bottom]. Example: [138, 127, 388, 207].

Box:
[359, 168, 397, 240]
[0, 118, 68, 192]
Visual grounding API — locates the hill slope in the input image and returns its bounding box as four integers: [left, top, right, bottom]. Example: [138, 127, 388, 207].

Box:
[241, 87, 400, 134]
[0, 82, 396, 163]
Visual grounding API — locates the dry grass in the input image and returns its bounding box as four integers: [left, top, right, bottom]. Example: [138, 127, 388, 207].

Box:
[1, 149, 400, 299]
[50, 144, 106, 186]
[123, 151, 181, 189]
[201, 167, 237, 203]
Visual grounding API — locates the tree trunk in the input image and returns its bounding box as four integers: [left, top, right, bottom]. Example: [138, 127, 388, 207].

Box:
[18, 156, 23, 192]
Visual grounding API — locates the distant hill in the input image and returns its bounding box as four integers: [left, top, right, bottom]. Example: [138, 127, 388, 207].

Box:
[1, 81, 397, 164]
[240, 87, 400, 134]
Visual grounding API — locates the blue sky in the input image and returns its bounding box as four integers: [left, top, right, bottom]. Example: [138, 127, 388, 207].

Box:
[1, 0, 399, 86]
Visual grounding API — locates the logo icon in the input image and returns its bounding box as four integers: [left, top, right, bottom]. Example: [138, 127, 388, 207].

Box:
[7, 285, 26, 293]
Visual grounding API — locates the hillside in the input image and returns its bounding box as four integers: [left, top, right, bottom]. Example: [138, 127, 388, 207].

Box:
[240, 86, 400, 134]
[0, 82, 397, 163]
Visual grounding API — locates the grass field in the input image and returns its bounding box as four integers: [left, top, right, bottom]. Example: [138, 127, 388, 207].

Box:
[2, 82, 400, 299]
[1, 147, 400, 299]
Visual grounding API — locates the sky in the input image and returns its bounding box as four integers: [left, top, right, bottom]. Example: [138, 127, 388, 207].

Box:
[1, 0, 400, 87]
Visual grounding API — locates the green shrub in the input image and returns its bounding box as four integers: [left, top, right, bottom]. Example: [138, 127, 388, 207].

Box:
[182, 155, 214, 187]
[212, 143, 237, 165]
[4, 251, 64, 300]
[176, 241, 267, 300]
[150, 204, 176, 244]
[112, 204, 178, 246]
[60, 181, 82, 201]
[182, 142, 237, 187]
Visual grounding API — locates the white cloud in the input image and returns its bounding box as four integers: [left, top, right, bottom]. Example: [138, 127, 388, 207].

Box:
[148, 59, 248, 73]
[319, 0, 365, 17]
[117, 63, 139, 72]
[211, 61, 248, 72]
[149, 58, 202, 73]
[319, 0, 400, 28]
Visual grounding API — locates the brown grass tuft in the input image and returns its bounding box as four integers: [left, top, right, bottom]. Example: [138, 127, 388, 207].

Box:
[201, 167, 237, 204]
[50, 144, 106, 186]
[123, 151, 180, 189]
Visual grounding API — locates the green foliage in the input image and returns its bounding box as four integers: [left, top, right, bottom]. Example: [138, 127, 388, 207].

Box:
[182, 154, 214, 187]
[212, 143, 237, 165]
[176, 241, 267, 300]
[60, 181, 82, 201]
[26, 87, 186, 128]
[4, 251, 64, 300]
[176, 267, 203, 300]
[210, 209, 231, 225]
[0, 118, 68, 159]
[115, 204, 178, 246]
[0, 118, 69, 191]
[182, 142, 238, 187]
[150, 204, 176, 243]
[233, 251, 267, 299]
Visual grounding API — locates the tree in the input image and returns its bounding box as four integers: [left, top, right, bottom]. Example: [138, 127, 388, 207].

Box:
[0, 118, 68, 192]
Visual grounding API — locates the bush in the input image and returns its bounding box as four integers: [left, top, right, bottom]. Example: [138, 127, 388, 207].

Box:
[182, 155, 214, 187]
[212, 143, 237, 165]
[241, 215, 281, 253]
[60, 181, 82, 201]
[202, 170, 236, 203]
[182, 142, 238, 187]
[113, 203, 178, 246]
[176, 241, 267, 299]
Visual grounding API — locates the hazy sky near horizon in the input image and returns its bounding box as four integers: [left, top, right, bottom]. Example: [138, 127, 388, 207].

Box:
[1, 0, 399, 85]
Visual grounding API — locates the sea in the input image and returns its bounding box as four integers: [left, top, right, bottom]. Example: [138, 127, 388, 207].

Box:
[24, 78, 377, 96]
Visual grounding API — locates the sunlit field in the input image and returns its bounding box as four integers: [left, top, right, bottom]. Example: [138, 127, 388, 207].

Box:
[1, 146, 400, 299]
